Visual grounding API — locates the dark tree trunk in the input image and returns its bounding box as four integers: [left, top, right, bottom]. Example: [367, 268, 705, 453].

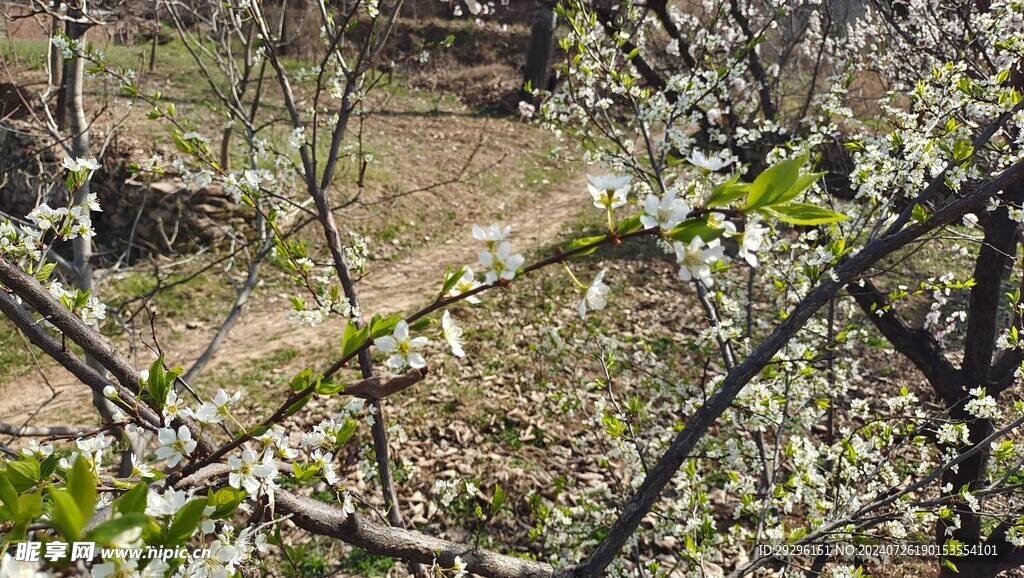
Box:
[936, 177, 1024, 578]
[523, 1, 556, 96]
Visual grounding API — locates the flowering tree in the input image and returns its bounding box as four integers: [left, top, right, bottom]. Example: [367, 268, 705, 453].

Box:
[2, 0, 1024, 578]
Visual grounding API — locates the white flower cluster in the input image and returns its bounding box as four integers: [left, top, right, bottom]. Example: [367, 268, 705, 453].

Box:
[473, 223, 525, 284]
[50, 33, 83, 59]
[46, 280, 107, 325]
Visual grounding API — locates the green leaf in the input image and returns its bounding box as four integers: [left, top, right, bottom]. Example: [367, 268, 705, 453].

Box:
[912, 204, 930, 224]
[172, 131, 197, 155]
[565, 235, 606, 256]
[706, 177, 748, 207]
[335, 419, 358, 447]
[766, 202, 847, 225]
[666, 218, 726, 245]
[369, 314, 403, 339]
[745, 154, 807, 210]
[953, 139, 974, 162]
[409, 318, 431, 331]
[115, 483, 149, 515]
[49, 488, 85, 541]
[67, 457, 97, 522]
[283, 394, 311, 418]
[4, 490, 43, 540]
[15, 491, 42, 526]
[772, 171, 825, 206]
[40, 454, 60, 479]
[207, 487, 246, 519]
[87, 513, 150, 546]
[6, 457, 41, 492]
[146, 356, 170, 408]
[341, 323, 369, 360]
[491, 483, 506, 516]
[290, 368, 313, 392]
[292, 462, 320, 481]
[441, 265, 465, 296]
[616, 213, 643, 235]
[35, 261, 57, 281]
[0, 472, 18, 520]
[314, 376, 345, 396]
[165, 498, 209, 546]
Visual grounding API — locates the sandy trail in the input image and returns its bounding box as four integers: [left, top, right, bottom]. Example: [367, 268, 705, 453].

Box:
[0, 173, 587, 423]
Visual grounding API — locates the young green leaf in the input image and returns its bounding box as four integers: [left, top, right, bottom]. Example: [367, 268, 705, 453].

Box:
[766, 202, 847, 225]
[67, 457, 98, 522]
[207, 487, 246, 519]
[441, 265, 466, 296]
[87, 513, 151, 546]
[565, 235, 606, 256]
[115, 482, 149, 515]
[706, 177, 748, 207]
[745, 154, 806, 210]
[5, 456, 41, 492]
[666, 219, 726, 244]
[369, 314, 403, 339]
[616, 213, 643, 235]
[771, 171, 826, 206]
[335, 419, 358, 447]
[49, 489, 85, 541]
[290, 368, 314, 392]
[0, 472, 18, 520]
[490, 483, 506, 516]
[315, 376, 345, 396]
[165, 498, 209, 546]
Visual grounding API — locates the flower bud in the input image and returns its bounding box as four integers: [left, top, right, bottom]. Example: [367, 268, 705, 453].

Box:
[103, 385, 118, 400]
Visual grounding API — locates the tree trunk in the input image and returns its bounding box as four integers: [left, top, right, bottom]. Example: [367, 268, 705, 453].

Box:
[51, 0, 67, 131]
[523, 1, 556, 96]
[65, 15, 136, 477]
[937, 177, 1024, 577]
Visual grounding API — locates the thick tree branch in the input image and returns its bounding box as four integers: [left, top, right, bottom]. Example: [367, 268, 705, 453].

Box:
[343, 368, 427, 400]
[0, 258, 143, 397]
[847, 277, 961, 399]
[276, 492, 563, 578]
[0, 286, 161, 431]
[169, 465, 563, 578]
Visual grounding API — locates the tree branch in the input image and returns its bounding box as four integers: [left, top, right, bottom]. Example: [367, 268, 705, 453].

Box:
[276, 492, 564, 578]
[0, 285, 162, 431]
[846, 277, 961, 399]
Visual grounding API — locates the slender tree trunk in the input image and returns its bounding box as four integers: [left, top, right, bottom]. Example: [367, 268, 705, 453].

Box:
[52, 0, 68, 131]
[523, 1, 556, 96]
[65, 14, 136, 477]
[48, 0, 64, 97]
[149, 3, 159, 73]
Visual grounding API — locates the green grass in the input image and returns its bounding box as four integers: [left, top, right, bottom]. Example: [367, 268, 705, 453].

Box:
[0, 320, 36, 382]
[104, 267, 236, 321]
[340, 547, 396, 577]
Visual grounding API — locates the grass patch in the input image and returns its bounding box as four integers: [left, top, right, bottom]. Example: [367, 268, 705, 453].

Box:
[0, 321, 36, 382]
[340, 547, 396, 577]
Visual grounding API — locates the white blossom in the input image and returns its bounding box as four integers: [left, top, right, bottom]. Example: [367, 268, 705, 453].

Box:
[374, 320, 428, 369]
[441, 311, 465, 357]
[578, 269, 610, 318]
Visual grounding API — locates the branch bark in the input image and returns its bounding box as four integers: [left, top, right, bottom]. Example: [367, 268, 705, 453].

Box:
[847, 277, 962, 398]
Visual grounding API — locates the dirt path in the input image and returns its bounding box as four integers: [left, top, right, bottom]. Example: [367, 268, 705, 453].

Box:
[0, 173, 587, 423]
